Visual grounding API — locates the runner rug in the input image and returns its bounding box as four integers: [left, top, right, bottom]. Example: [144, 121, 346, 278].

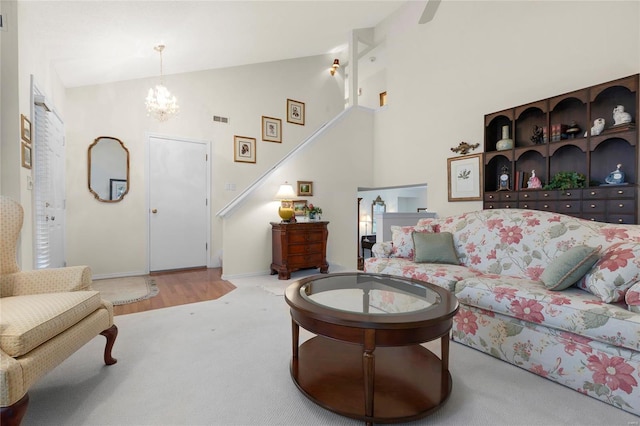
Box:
[92, 276, 159, 305]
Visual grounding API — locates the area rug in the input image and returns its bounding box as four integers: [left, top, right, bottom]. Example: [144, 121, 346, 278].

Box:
[92, 276, 159, 305]
[25, 273, 639, 425]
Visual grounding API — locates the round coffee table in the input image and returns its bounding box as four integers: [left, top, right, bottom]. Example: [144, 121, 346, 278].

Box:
[285, 272, 459, 425]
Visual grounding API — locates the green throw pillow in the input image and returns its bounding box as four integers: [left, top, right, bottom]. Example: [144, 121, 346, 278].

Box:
[412, 232, 459, 265]
[541, 245, 600, 291]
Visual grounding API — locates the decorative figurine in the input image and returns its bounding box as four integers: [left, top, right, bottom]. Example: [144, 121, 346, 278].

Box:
[497, 166, 510, 191]
[450, 141, 480, 155]
[591, 118, 605, 136]
[605, 164, 625, 185]
[530, 125, 544, 144]
[613, 105, 632, 126]
[566, 121, 581, 138]
[527, 170, 542, 189]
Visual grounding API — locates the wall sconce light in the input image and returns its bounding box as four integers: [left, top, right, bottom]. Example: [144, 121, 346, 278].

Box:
[275, 182, 296, 222]
[330, 59, 340, 76]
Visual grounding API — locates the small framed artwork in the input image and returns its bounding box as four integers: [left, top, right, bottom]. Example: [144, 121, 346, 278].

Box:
[293, 200, 308, 216]
[234, 135, 256, 163]
[21, 114, 32, 144]
[261, 116, 282, 143]
[447, 153, 483, 202]
[297, 181, 313, 196]
[109, 179, 127, 200]
[21, 142, 32, 169]
[286, 99, 305, 126]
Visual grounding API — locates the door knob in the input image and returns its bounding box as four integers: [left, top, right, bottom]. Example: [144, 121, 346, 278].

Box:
[152, 209, 158, 214]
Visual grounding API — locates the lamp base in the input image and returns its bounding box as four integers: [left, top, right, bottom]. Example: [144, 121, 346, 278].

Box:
[278, 206, 295, 222]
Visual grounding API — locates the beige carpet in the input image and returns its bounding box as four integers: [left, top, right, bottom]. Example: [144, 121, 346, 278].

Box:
[92, 276, 159, 305]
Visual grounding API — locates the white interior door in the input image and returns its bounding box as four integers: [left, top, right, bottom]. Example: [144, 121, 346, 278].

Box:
[148, 135, 210, 272]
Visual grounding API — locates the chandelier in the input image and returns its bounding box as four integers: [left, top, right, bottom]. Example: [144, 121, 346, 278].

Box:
[145, 44, 179, 122]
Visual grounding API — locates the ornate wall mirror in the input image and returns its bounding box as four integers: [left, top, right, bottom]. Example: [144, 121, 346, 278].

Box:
[88, 136, 130, 202]
[371, 196, 386, 234]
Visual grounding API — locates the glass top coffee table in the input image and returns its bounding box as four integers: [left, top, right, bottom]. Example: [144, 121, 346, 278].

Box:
[285, 272, 459, 425]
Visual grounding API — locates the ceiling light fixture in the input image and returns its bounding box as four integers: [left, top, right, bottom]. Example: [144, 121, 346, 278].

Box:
[145, 44, 179, 122]
[330, 58, 340, 76]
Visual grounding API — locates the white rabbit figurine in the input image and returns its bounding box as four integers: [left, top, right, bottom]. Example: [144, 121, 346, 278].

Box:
[591, 118, 605, 136]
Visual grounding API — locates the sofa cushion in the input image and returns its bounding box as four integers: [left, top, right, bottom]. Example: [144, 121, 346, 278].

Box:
[390, 224, 433, 259]
[0, 291, 102, 357]
[627, 281, 640, 313]
[577, 242, 640, 303]
[454, 275, 640, 353]
[364, 256, 481, 292]
[540, 245, 600, 291]
[413, 231, 459, 265]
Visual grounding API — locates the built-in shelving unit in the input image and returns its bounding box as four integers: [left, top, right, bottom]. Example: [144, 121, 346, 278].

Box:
[483, 74, 639, 224]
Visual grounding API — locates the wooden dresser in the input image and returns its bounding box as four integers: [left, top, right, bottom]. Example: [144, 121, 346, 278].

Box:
[270, 221, 329, 280]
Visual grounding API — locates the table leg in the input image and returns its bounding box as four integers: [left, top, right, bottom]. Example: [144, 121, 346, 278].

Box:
[441, 332, 450, 371]
[292, 319, 299, 359]
[363, 329, 376, 420]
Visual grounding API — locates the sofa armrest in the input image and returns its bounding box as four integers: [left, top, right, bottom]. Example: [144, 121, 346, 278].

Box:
[3, 266, 92, 296]
[372, 241, 393, 258]
[625, 281, 640, 313]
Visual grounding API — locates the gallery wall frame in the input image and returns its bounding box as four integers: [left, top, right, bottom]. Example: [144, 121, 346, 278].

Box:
[297, 181, 313, 196]
[21, 114, 32, 144]
[261, 116, 282, 143]
[234, 135, 256, 163]
[447, 153, 483, 202]
[286, 99, 305, 126]
[21, 142, 32, 169]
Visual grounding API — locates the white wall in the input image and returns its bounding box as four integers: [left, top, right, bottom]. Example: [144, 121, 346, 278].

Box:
[371, 0, 640, 218]
[65, 54, 345, 277]
[220, 107, 374, 278]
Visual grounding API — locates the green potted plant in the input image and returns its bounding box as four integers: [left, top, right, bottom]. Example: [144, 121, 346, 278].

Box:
[543, 171, 586, 190]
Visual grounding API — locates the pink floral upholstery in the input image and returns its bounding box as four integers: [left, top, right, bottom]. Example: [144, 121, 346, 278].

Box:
[389, 224, 434, 259]
[364, 209, 640, 416]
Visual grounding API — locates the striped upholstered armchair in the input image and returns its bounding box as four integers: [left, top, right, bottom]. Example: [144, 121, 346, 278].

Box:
[0, 196, 118, 425]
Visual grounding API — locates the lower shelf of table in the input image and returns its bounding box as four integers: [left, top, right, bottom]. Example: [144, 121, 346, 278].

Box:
[290, 335, 452, 424]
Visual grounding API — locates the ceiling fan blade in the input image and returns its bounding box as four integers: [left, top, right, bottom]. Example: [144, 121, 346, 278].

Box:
[419, 0, 441, 24]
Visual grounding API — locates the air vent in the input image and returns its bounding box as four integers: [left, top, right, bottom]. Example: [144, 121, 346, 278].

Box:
[213, 115, 229, 124]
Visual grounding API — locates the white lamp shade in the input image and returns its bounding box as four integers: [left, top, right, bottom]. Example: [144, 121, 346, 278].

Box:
[275, 183, 296, 200]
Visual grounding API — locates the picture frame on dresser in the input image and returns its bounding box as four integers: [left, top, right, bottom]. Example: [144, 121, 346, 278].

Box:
[448, 153, 483, 201]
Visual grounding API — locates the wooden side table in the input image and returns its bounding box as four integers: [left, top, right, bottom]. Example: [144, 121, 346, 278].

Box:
[270, 221, 329, 280]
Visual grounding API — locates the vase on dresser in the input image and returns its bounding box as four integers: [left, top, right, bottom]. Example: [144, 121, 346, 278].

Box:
[496, 125, 514, 151]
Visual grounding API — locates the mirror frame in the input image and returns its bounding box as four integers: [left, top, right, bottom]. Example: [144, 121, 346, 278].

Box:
[371, 196, 386, 234]
[88, 136, 130, 203]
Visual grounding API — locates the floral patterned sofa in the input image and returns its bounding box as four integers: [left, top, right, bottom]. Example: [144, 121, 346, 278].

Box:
[364, 209, 640, 416]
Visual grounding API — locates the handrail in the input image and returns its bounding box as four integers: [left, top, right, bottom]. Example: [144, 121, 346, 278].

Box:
[216, 106, 355, 217]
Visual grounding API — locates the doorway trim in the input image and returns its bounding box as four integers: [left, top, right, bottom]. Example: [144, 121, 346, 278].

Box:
[145, 132, 212, 273]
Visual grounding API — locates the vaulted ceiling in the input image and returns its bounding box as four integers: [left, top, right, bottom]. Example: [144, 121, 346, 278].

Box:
[20, 1, 407, 88]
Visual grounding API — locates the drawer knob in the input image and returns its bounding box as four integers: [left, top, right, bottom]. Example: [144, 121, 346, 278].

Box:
[523, 194, 529, 198]
[489, 195, 494, 199]
[590, 204, 596, 208]
[506, 205, 510, 208]
[523, 204, 529, 208]
[543, 204, 549, 208]
[619, 203, 624, 208]
[619, 219, 624, 223]
[544, 193, 549, 197]
[618, 190, 624, 194]
[506, 195, 511, 199]
[590, 218, 595, 221]
[590, 191, 596, 196]
[489, 206, 494, 209]
[566, 192, 571, 196]
[566, 204, 571, 208]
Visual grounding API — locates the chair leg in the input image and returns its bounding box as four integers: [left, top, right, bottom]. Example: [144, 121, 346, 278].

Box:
[1, 394, 29, 426]
[100, 324, 118, 365]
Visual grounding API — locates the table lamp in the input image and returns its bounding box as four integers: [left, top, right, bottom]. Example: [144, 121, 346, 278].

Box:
[275, 182, 296, 222]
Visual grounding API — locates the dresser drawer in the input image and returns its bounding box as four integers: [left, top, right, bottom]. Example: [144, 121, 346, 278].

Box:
[289, 231, 323, 244]
[288, 243, 322, 255]
[288, 254, 323, 268]
[556, 201, 581, 213]
[604, 186, 636, 199]
[607, 199, 635, 214]
[538, 191, 558, 201]
[606, 214, 636, 225]
[518, 191, 537, 201]
[582, 200, 606, 213]
[557, 190, 581, 200]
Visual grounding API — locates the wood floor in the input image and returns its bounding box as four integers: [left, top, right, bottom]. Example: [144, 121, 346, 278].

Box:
[112, 268, 236, 316]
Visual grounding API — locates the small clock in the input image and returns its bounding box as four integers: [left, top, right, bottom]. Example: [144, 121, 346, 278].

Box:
[498, 166, 510, 191]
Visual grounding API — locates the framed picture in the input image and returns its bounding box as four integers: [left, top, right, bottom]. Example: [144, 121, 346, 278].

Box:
[286, 99, 305, 126]
[21, 114, 32, 144]
[234, 135, 256, 163]
[293, 200, 308, 216]
[21, 142, 32, 169]
[297, 181, 313, 196]
[447, 153, 483, 202]
[110, 179, 127, 200]
[261, 116, 282, 143]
